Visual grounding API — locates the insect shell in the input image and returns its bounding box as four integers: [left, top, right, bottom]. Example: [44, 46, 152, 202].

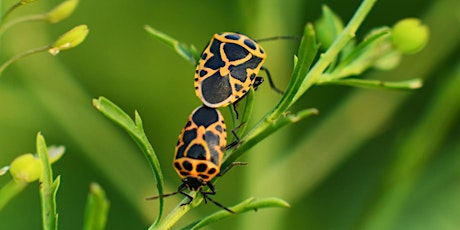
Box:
[194, 32, 266, 108]
[174, 105, 227, 191]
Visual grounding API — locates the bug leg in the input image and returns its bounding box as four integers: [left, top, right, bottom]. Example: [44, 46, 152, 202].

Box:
[176, 184, 194, 206]
[260, 67, 284, 94]
[201, 182, 235, 213]
[146, 183, 191, 205]
[226, 122, 246, 150]
[219, 162, 248, 177]
[232, 103, 239, 120]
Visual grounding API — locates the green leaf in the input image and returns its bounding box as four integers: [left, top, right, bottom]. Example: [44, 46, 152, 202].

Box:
[144, 25, 199, 65]
[92, 97, 164, 223]
[320, 78, 423, 90]
[0, 180, 27, 211]
[83, 183, 110, 230]
[330, 28, 390, 79]
[37, 133, 59, 230]
[270, 23, 319, 120]
[314, 5, 344, 50]
[180, 197, 290, 230]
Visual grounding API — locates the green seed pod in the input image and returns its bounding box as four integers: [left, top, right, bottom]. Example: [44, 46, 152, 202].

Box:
[49, 24, 89, 55]
[47, 0, 79, 23]
[9, 154, 42, 183]
[391, 18, 429, 54]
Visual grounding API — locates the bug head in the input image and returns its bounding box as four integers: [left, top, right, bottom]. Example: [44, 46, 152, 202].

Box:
[182, 176, 206, 191]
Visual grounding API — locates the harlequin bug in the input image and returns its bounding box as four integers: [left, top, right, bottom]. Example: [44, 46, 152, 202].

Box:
[194, 32, 284, 111]
[147, 105, 244, 213]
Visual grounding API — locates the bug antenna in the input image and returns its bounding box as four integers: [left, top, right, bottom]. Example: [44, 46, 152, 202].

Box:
[203, 193, 235, 213]
[256, 35, 301, 43]
[145, 191, 180, 200]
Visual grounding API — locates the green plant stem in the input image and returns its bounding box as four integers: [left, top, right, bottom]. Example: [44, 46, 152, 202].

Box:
[0, 45, 50, 76]
[318, 78, 423, 90]
[0, 14, 46, 37]
[150, 200, 193, 230]
[0, 180, 27, 211]
[1, 1, 22, 22]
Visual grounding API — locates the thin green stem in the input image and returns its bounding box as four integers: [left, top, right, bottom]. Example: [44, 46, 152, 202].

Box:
[0, 14, 46, 37]
[0, 45, 50, 76]
[1, 2, 22, 22]
[0, 180, 28, 211]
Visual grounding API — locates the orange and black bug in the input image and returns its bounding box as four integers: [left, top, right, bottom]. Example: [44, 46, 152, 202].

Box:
[147, 105, 243, 213]
[194, 32, 284, 111]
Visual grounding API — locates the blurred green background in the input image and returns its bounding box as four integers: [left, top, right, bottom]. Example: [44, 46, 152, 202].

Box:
[0, 0, 458, 229]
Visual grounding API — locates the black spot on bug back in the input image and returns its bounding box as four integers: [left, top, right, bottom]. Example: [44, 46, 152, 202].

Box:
[174, 162, 182, 171]
[205, 131, 220, 148]
[204, 39, 225, 70]
[244, 39, 257, 50]
[208, 168, 216, 175]
[215, 125, 223, 133]
[230, 56, 263, 83]
[225, 33, 240, 40]
[180, 171, 189, 176]
[200, 174, 209, 179]
[187, 144, 207, 160]
[201, 73, 232, 104]
[176, 145, 186, 159]
[201, 52, 207, 60]
[199, 70, 207, 77]
[196, 163, 207, 172]
[192, 106, 220, 127]
[182, 129, 197, 147]
[223, 43, 249, 62]
[234, 83, 243, 92]
[182, 160, 193, 171]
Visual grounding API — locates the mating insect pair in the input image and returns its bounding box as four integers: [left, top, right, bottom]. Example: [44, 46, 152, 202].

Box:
[148, 32, 292, 213]
[147, 105, 243, 213]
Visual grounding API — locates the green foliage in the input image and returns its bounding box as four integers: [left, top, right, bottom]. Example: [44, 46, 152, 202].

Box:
[0, 0, 457, 229]
[0, 0, 87, 75]
[83, 183, 110, 230]
[92, 96, 165, 223]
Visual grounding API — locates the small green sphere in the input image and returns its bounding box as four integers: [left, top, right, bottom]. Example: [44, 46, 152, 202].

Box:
[10, 154, 42, 183]
[391, 18, 429, 54]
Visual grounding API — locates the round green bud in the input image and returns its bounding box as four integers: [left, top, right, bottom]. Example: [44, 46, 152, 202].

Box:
[9, 154, 42, 183]
[391, 18, 429, 54]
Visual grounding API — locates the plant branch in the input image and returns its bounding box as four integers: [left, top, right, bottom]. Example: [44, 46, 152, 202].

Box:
[0, 45, 50, 76]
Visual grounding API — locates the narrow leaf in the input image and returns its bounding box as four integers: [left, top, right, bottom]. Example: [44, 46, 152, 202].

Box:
[181, 197, 290, 230]
[93, 97, 164, 222]
[144, 25, 199, 65]
[336, 28, 390, 74]
[83, 183, 110, 230]
[320, 78, 423, 90]
[37, 133, 59, 230]
[92, 97, 137, 133]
